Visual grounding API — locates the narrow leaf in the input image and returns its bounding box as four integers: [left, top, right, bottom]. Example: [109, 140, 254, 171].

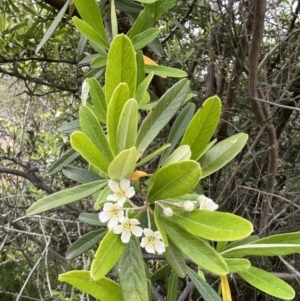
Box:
[167, 271, 178, 301]
[117, 99, 138, 152]
[132, 28, 160, 50]
[172, 209, 253, 241]
[26, 180, 106, 216]
[181, 96, 221, 160]
[159, 103, 195, 166]
[62, 166, 101, 183]
[224, 258, 251, 273]
[118, 237, 149, 301]
[145, 65, 187, 78]
[164, 240, 187, 278]
[35, 0, 70, 53]
[136, 79, 190, 157]
[199, 133, 248, 179]
[162, 145, 191, 166]
[147, 161, 201, 203]
[79, 212, 104, 226]
[136, 144, 170, 167]
[107, 83, 130, 154]
[238, 266, 295, 300]
[73, 17, 109, 50]
[71, 131, 109, 173]
[87, 77, 107, 123]
[65, 229, 107, 260]
[48, 148, 79, 175]
[220, 275, 232, 301]
[73, 0, 109, 47]
[79, 106, 114, 162]
[187, 267, 222, 301]
[59, 271, 123, 301]
[108, 147, 137, 181]
[91, 230, 127, 281]
[162, 217, 228, 276]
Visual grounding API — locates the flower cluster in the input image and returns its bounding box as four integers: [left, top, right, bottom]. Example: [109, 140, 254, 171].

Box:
[197, 195, 218, 211]
[99, 179, 165, 254]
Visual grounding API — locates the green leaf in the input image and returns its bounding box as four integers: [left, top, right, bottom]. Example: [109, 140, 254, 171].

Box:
[108, 147, 137, 181]
[79, 106, 114, 163]
[224, 258, 251, 273]
[35, 0, 70, 53]
[199, 133, 248, 179]
[94, 186, 112, 211]
[73, 17, 109, 50]
[172, 209, 253, 241]
[91, 230, 127, 281]
[164, 240, 187, 278]
[132, 28, 160, 50]
[127, 5, 154, 39]
[252, 231, 300, 245]
[58, 119, 81, 134]
[62, 166, 101, 183]
[118, 237, 149, 301]
[87, 77, 107, 123]
[187, 267, 222, 301]
[181, 96, 221, 160]
[154, 204, 168, 247]
[159, 103, 195, 166]
[48, 148, 79, 175]
[105, 35, 137, 103]
[79, 212, 104, 226]
[147, 161, 201, 203]
[90, 55, 107, 69]
[59, 271, 123, 301]
[167, 271, 178, 301]
[145, 65, 187, 78]
[71, 131, 109, 173]
[136, 79, 190, 158]
[238, 266, 295, 300]
[73, 0, 109, 47]
[136, 50, 146, 87]
[162, 145, 191, 166]
[117, 99, 138, 152]
[110, 0, 118, 39]
[151, 264, 170, 282]
[107, 83, 130, 154]
[136, 72, 154, 106]
[162, 217, 228, 276]
[65, 229, 107, 260]
[136, 144, 170, 167]
[221, 243, 300, 257]
[26, 180, 106, 216]
[152, 0, 178, 21]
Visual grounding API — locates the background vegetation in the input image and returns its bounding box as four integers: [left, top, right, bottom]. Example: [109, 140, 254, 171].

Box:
[1, 0, 300, 300]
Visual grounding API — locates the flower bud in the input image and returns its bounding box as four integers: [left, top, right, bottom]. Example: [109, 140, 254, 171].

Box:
[163, 207, 173, 217]
[182, 200, 195, 211]
[197, 195, 207, 203]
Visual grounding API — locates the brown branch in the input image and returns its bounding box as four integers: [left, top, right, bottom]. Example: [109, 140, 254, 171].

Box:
[0, 167, 54, 194]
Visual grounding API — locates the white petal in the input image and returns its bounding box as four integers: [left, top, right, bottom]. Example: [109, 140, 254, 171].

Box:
[140, 237, 147, 248]
[132, 226, 143, 237]
[125, 186, 135, 198]
[107, 194, 119, 202]
[116, 197, 126, 207]
[99, 211, 110, 223]
[103, 202, 114, 210]
[107, 218, 119, 230]
[121, 231, 131, 243]
[117, 210, 124, 220]
[154, 231, 163, 240]
[120, 179, 130, 190]
[108, 180, 120, 192]
[130, 219, 140, 225]
[113, 225, 123, 234]
[145, 244, 155, 254]
[143, 228, 153, 236]
[155, 240, 166, 254]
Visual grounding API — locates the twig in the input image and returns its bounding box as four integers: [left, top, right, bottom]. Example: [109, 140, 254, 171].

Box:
[177, 277, 195, 301]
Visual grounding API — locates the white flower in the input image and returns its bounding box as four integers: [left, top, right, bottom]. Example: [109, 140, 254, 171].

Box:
[107, 179, 135, 206]
[163, 207, 173, 217]
[182, 200, 195, 211]
[140, 229, 165, 254]
[99, 202, 124, 230]
[198, 196, 218, 211]
[113, 217, 143, 243]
